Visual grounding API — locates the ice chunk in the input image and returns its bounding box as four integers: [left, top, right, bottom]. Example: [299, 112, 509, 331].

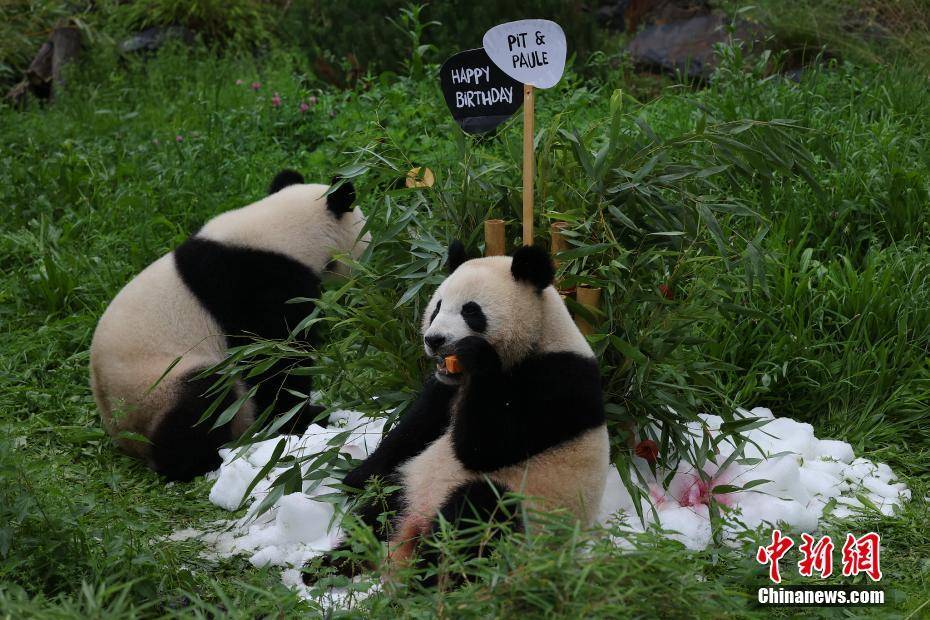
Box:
[209, 454, 258, 510]
[274, 493, 335, 544]
[656, 505, 712, 550]
[862, 476, 906, 500]
[816, 439, 855, 463]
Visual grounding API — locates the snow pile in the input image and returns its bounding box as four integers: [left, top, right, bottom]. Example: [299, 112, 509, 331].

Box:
[172, 409, 384, 571]
[173, 406, 909, 597]
[596, 407, 911, 550]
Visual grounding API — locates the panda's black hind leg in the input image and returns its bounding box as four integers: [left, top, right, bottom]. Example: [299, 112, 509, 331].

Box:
[149, 371, 235, 482]
[416, 479, 521, 587]
[250, 357, 328, 433]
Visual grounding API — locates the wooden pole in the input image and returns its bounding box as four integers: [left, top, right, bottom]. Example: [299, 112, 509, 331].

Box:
[575, 286, 602, 336]
[522, 84, 535, 246]
[484, 219, 505, 256]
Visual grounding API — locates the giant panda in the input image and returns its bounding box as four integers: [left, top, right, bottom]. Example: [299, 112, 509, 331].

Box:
[90, 171, 370, 482]
[309, 242, 609, 584]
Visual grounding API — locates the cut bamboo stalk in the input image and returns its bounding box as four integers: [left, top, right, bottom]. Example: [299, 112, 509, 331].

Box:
[550, 221, 569, 267]
[484, 219, 505, 256]
[575, 286, 602, 335]
[405, 166, 434, 188]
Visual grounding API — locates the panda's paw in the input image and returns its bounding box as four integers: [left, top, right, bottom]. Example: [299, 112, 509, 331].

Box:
[455, 336, 502, 376]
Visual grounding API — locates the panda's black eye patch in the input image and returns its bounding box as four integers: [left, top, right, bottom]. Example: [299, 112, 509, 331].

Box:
[461, 301, 487, 333]
[429, 300, 441, 324]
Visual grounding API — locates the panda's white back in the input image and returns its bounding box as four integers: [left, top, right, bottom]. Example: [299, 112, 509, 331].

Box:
[92, 250, 229, 452]
[198, 183, 369, 270]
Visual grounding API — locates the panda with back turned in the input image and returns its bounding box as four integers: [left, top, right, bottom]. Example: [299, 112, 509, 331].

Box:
[90, 171, 370, 481]
[310, 242, 609, 583]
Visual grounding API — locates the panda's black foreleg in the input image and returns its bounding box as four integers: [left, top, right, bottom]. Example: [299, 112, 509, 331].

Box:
[451, 337, 606, 473]
[415, 479, 521, 588]
[304, 378, 456, 585]
[448, 336, 522, 472]
[342, 375, 455, 490]
[149, 370, 235, 482]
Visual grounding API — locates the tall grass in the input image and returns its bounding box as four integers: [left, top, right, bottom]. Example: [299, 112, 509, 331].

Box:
[719, 0, 930, 71]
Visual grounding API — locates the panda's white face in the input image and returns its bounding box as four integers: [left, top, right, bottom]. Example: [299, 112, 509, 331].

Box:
[422, 256, 543, 385]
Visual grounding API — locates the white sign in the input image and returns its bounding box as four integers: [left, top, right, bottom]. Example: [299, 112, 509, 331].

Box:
[482, 19, 566, 89]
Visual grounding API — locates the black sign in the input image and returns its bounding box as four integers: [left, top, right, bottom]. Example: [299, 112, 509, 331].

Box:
[439, 47, 523, 135]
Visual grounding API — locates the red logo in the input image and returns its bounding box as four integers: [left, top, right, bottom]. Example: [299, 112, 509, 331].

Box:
[757, 530, 882, 583]
[798, 533, 834, 578]
[841, 532, 882, 581]
[756, 530, 794, 583]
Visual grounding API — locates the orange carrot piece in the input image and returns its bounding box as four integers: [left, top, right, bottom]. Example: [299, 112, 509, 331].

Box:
[444, 355, 462, 374]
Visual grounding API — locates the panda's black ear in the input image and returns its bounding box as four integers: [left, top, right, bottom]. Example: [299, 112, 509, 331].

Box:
[268, 169, 304, 195]
[447, 240, 468, 274]
[326, 177, 356, 219]
[511, 245, 554, 292]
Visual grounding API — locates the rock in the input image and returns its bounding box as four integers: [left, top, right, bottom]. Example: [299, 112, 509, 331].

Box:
[784, 68, 805, 83]
[596, 0, 710, 33]
[118, 27, 195, 54]
[628, 12, 766, 80]
[632, 0, 711, 30]
[595, 3, 628, 31]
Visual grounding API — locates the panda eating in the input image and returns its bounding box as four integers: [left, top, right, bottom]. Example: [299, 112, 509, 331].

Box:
[90, 171, 370, 482]
[310, 242, 609, 584]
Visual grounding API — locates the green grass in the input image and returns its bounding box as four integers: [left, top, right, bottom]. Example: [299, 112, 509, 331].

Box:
[717, 0, 930, 72]
[1, 31, 929, 620]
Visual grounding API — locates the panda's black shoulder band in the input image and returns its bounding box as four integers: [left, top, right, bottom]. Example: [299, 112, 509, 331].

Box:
[327, 178, 356, 218]
[268, 169, 305, 195]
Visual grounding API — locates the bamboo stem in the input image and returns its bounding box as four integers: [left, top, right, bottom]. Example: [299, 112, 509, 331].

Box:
[484, 219, 505, 256]
[522, 84, 535, 246]
[550, 221, 569, 267]
[575, 286, 602, 336]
